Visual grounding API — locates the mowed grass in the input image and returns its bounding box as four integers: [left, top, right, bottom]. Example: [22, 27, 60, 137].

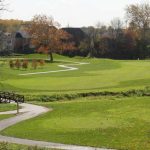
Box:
[0, 104, 16, 120]
[0, 142, 59, 150]
[1, 97, 150, 150]
[0, 103, 17, 112]
[0, 54, 150, 96]
[0, 114, 14, 120]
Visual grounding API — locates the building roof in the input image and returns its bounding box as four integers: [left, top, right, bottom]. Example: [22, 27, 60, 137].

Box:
[62, 27, 86, 45]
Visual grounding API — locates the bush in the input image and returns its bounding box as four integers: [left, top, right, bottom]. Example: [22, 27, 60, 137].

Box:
[8, 59, 46, 70]
[22, 60, 29, 70]
[24, 87, 150, 102]
[39, 60, 45, 67]
[0, 142, 47, 150]
[32, 60, 38, 69]
[0, 142, 9, 150]
[9, 60, 15, 69]
[15, 59, 21, 69]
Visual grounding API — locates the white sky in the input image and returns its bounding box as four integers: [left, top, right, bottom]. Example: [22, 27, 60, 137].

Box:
[1, 0, 149, 27]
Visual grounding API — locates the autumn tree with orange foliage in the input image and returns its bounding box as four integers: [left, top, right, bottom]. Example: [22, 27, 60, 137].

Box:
[27, 15, 75, 62]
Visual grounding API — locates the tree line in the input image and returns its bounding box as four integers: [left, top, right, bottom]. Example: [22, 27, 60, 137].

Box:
[70, 2, 150, 59]
[0, 1, 150, 60]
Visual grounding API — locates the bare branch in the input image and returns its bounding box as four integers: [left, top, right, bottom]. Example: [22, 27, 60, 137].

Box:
[0, 0, 7, 12]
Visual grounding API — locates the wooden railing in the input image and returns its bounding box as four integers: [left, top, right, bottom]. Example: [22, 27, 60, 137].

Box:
[0, 91, 24, 103]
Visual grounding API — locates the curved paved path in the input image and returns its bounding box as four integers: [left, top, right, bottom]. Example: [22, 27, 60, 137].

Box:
[0, 103, 114, 150]
[19, 60, 89, 76]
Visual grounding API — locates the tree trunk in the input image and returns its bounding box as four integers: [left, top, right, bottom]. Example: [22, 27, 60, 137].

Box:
[48, 52, 53, 63]
[89, 39, 95, 58]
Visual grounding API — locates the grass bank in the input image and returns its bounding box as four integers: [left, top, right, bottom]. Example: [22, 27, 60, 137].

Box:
[1, 96, 150, 150]
[0, 142, 58, 150]
[0, 104, 17, 112]
[0, 54, 150, 99]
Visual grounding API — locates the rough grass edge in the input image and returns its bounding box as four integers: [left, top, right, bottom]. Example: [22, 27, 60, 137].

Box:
[24, 87, 150, 102]
[0, 142, 55, 150]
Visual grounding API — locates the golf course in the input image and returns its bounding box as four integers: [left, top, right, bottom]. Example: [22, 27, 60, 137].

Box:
[0, 104, 16, 121]
[0, 54, 150, 96]
[0, 54, 150, 150]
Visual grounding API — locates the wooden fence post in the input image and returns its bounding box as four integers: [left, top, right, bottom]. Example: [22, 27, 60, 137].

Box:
[17, 100, 19, 114]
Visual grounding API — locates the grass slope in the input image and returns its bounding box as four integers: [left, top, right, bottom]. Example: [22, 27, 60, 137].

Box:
[0, 114, 14, 121]
[0, 142, 58, 150]
[1, 96, 150, 150]
[0, 104, 17, 112]
[0, 54, 150, 98]
[0, 104, 16, 120]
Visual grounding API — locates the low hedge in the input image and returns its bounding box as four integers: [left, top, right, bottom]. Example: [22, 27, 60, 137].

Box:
[25, 87, 150, 102]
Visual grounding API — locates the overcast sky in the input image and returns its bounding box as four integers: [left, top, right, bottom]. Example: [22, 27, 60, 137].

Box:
[1, 0, 149, 27]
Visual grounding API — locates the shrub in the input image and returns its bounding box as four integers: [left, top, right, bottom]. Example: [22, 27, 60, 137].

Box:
[32, 60, 38, 69]
[9, 60, 14, 69]
[27, 146, 47, 150]
[0, 142, 9, 150]
[22, 60, 29, 70]
[24, 87, 150, 102]
[15, 59, 21, 69]
[39, 60, 45, 67]
[0, 142, 47, 150]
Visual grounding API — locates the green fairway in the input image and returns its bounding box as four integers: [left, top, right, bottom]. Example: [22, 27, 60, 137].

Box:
[0, 54, 150, 99]
[0, 103, 17, 112]
[0, 54, 150, 149]
[1, 96, 150, 150]
[0, 104, 16, 120]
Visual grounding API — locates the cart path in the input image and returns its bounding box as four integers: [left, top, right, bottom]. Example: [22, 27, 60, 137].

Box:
[0, 103, 50, 131]
[0, 103, 114, 150]
[19, 60, 90, 76]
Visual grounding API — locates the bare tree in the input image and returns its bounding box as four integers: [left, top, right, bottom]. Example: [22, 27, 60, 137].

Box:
[95, 22, 104, 29]
[0, 0, 6, 12]
[81, 26, 98, 57]
[0, 0, 7, 91]
[126, 2, 150, 40]
[110, 18, 123, 39]
[0, 0, 7, 49]
[111, 18, 123, 30]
